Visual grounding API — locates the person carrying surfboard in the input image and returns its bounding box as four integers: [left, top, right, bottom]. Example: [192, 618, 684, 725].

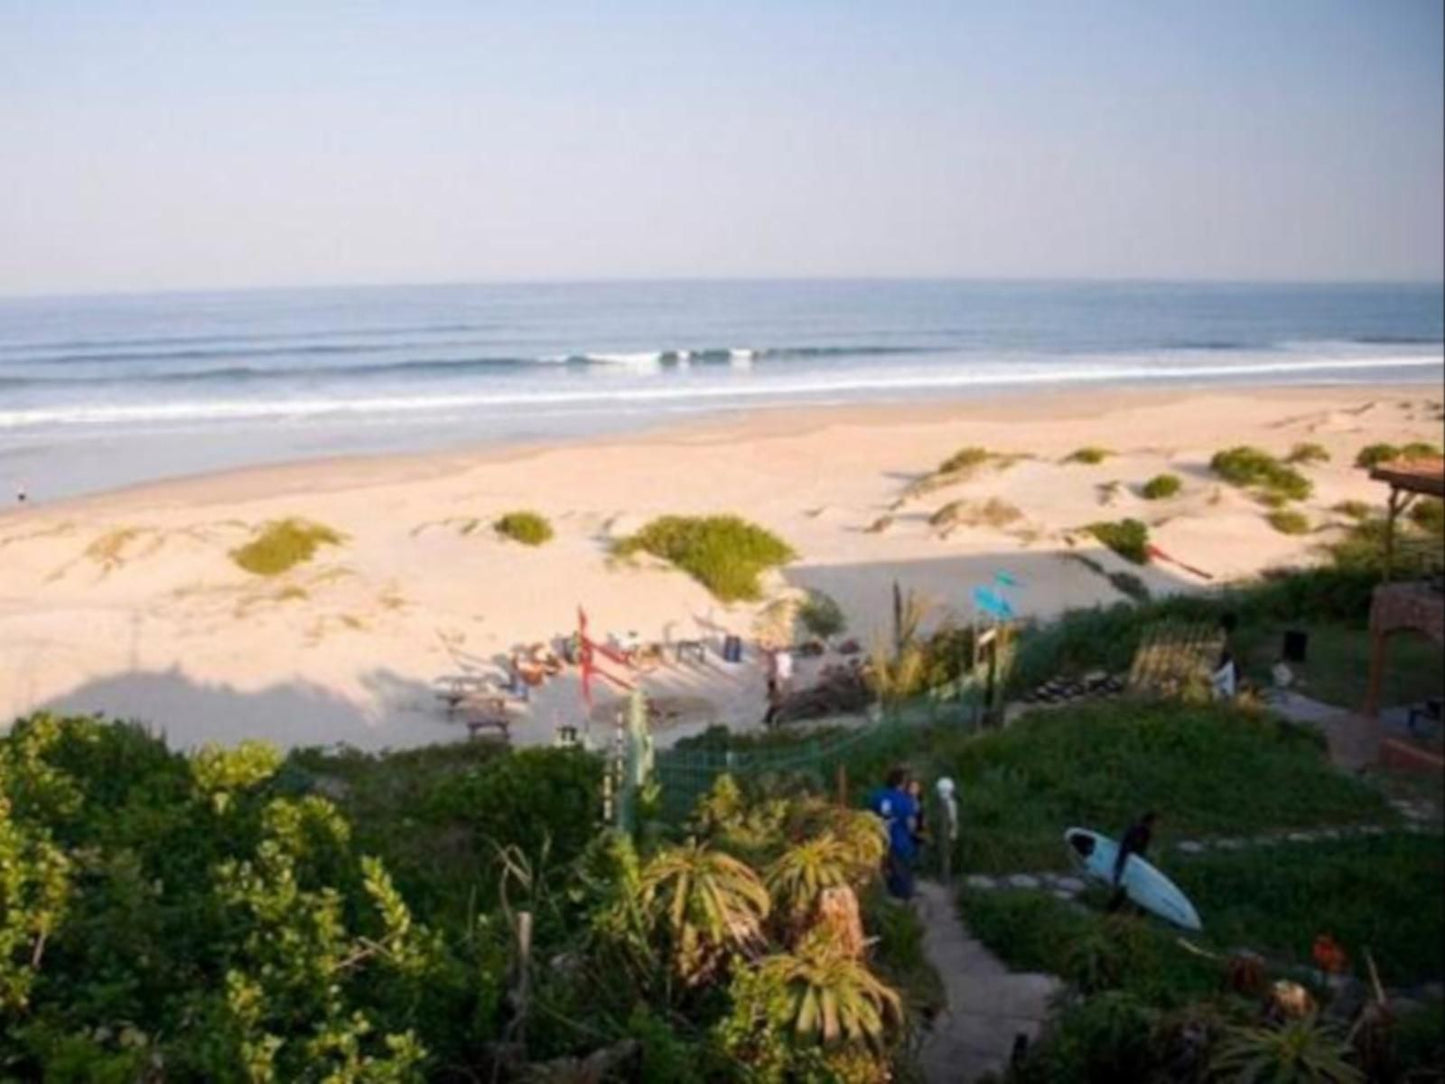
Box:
[1108, 811, 1158, 912]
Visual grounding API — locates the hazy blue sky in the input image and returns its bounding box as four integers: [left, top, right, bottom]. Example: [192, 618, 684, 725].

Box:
[1, 1, 1441, 294]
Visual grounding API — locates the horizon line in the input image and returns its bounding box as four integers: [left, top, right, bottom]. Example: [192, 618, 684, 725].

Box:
[2, 272, 1443, 305]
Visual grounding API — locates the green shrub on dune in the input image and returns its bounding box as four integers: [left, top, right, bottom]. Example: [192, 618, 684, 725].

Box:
[1065, 446, 1113, 465]
[1266, 509, 1311, 535]
[1087, 519, 1150, 565]
[1139, 473, 1181, 500]
[1356, 441, 1442, 469]
[615, 514, 796, 601]
[493, 510, 554, 546]
[1209, 446, 1312, 501]
[231, 518, 344, 575]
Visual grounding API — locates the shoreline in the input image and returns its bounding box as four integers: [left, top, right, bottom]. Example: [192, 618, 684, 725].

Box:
[6, 380, 1440, 518]
[2, 381, 1440, 753]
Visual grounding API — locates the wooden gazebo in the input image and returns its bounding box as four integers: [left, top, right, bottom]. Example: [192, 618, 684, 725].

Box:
[1362, 456, 1445, 728]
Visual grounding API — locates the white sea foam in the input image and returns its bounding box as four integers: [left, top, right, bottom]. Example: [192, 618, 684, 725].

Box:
[1, 352, 1438, 432]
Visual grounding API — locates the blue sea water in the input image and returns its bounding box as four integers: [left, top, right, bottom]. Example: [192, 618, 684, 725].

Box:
[0, 280, 1440, 501]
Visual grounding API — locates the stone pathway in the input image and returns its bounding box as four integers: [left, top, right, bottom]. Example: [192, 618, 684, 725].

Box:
[914, 879, 1061, 1084]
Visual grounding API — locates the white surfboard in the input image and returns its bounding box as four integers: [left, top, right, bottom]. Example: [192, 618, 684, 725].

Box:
[1064, 827, 1202, 931]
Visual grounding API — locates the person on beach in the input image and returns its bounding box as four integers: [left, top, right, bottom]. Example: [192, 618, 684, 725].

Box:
[868, 767, 919, 901]
[773, 644, 793, 697]
[1108, 811, 1158, 912]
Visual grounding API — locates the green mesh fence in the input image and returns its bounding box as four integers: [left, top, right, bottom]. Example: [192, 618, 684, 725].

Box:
[653, 669, 993, 822]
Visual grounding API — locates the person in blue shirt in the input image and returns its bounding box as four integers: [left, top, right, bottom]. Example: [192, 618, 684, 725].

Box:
[868, 767, 919, 900]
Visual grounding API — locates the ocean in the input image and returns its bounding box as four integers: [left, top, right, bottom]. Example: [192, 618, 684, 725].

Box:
[1, 280, 1441, 501]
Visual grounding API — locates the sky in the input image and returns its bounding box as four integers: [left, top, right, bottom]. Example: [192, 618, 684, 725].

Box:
[1, 1, 1441, 295]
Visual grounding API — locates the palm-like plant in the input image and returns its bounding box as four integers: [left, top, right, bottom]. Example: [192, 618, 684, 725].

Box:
[1210, 1014, 1364, 1084]
[765, 833, 856, 928]
[755, 932, 903, 1050]
[637, 841, 770, 984]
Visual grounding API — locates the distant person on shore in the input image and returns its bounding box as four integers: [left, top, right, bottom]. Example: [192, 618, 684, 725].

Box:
[15, 483, 25, 504]
[1108, 811, 1158, 912]
[868, 767, 919, 900]
[905, 777, 928, 852]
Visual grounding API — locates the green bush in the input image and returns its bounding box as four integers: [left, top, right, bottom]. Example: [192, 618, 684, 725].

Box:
[1209, 446, 1312, 502]
[231, 518, 344, 575]
[1087, 519, 1150, 565]
[1354, 441, 1438, 470]
[1139, 474, 1181, 501]
[493, 510, 553, 545]
[1412, 498, 1444, 535]
[797, 589, 846, 640]
[1266, 509, 1310, 535]
[1284, 441, 1330, 465]
[1065, 447, 1113, 465]
[615, 515, 796, 601]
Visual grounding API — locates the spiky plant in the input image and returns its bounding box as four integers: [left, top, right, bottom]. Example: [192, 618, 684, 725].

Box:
[638, 841, 770, 985]
[765, 833, 857, 929]
[1210, 1014, 1363, 1083]
[754, 931, 903, 1049]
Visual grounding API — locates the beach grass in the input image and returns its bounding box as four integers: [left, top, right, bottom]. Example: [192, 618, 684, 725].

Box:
[930, 497, 1023, 531]
[1356, 441, 1443, 469]
[1065, 446, 1113, 465]
[1139, 473, 1181, 501]
[231, 518, 344, 576]
[1087, 518, 1150, 564]
[1284, 441, 1331, 465]
[1331, 499, 1373, 521]
[1209, 446, 1312, 502]
[1266, 509, 1311, 535]
[614, 514, 796, 602]
[493, 509, 554, 546]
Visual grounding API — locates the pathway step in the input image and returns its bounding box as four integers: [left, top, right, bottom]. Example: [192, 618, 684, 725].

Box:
[915, 879, 1060, 1084]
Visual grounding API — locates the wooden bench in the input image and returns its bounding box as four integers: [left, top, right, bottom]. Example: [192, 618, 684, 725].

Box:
[465, 715, 512, 743]
[434, 674, 496, 717]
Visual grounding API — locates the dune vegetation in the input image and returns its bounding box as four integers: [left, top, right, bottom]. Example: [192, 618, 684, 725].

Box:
[1065, 446, 1113, 465]
[1139, 473, 1182, 500]
[493, 509, 554, 546]
[1087, 518, 1150, 564]
[1209, 446, 1313, 502]
[614, 515, 796, 602]
[230, 518, 344, 576]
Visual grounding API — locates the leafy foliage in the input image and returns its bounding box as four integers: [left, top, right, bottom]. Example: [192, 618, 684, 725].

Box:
[615, 515, 797, 602]
[1140, 473, 1182, 500]
[1211, 446, 1313, 502]
[1087, 519, 1150, 564]
[493, 510, 554, 546]
[230, 518, 344, 576]
[638, 841, 771, 985]
[797, 590, 846, 640]
[1210, 1015, 1363, 1083]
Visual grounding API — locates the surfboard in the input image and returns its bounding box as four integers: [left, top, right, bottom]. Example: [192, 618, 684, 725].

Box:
[1064, 827, 1203, 931]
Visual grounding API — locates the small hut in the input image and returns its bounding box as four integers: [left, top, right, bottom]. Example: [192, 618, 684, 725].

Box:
[1362, 456, 1444, 772]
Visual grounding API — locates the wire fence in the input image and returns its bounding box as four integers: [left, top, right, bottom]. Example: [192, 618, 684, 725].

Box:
[653, 670, 992, 821]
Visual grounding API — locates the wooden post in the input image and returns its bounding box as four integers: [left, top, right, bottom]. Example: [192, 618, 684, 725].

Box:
[836, 762, 848, 806]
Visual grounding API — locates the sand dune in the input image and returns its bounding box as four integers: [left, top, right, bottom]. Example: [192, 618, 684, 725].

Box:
[1, 384, 1439, 751]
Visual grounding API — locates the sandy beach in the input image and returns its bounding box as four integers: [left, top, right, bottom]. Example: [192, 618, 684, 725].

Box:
[2, 383, 1440, 752]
